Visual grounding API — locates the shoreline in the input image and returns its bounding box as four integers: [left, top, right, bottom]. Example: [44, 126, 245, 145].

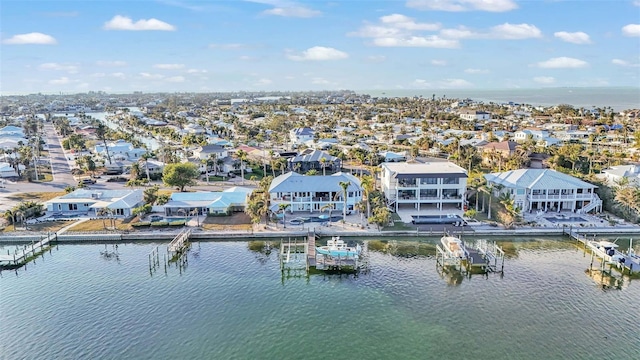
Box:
[2, 226, 640, 244]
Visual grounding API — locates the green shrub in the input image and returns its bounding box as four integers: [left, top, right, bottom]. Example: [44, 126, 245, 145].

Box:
[169, 220, 186, 226]
[151, 221, 169, 227]
[132, 221, 151, 227]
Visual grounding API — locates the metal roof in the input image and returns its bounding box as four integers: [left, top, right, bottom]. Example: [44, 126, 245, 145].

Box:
[269, 172, 362, 193]
[484, 169, 597, 190]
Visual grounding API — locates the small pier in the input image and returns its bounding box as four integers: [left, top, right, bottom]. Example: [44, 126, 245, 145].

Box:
[0, 233, 57, 269]
[565, 229, 640, 275]
[168, 228, 191, 260]
[280, 237, 308, 277]
[436, 239, 504, 274]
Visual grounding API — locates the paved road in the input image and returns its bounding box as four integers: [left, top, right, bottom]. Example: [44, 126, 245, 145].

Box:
[43, 124, 75, 186]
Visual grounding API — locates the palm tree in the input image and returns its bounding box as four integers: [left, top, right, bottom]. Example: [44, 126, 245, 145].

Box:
[480, 183, 497, 220]
[201, 158, 210, 185]
[141, 152, 152, 182]
[320, 203, 334, 227]
[614, 184, 640, 219]
[278, 203, 291, 228]
[339, 181, 351, 222]
[319, 157, 328, 176]
[96, 123, 112, 164]
[234, 149, 248, 185]
[359, 174, 374, 218]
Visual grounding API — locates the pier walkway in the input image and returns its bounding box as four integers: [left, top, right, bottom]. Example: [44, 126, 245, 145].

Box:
[0, 233, 56, 268]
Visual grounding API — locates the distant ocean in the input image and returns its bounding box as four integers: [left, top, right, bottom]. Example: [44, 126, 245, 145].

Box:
[362, 87, 640, 111]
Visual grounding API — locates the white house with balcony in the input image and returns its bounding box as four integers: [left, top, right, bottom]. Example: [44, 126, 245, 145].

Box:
[484, 169, 601, 214]
[289, 127, 315, 146]
[601, 165, 640, 186]
[380, 161, 468, 213]
[268, 172, 363, 214]
[459, 110, 491, 121]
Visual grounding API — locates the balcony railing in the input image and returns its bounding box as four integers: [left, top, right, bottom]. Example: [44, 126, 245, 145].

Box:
[529, 193, 594, 200]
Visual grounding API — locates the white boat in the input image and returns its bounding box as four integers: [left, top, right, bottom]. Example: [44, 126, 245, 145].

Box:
[441, 235, 468, 259]
[316, 237, 361, 258]
[587, 241, 619, 261]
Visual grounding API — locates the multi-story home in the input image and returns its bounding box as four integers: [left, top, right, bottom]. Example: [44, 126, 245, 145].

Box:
[484, 169, 601, 214]
[289, 127, 315, 146]
[459, 110, 491, 121]
[380, 161, 468, 213]
[481, 141, 518, 166]
[601, 165, 640, 186]
[268, 172, 363, 213]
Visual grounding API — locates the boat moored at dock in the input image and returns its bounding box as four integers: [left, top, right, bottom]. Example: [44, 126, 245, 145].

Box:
[316, 236, 361, 258]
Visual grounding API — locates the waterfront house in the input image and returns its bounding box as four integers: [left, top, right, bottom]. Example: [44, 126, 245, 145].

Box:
[193, 144, 228, 160]
[268, 172, 363, 213]
[163, 187, 252, 216]
[45, 189, 144, 217]
[484, 169, 601, 214]
[380, 161, 468, 213]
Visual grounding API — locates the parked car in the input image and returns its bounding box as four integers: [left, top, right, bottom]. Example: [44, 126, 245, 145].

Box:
[79, 177, 96, 185]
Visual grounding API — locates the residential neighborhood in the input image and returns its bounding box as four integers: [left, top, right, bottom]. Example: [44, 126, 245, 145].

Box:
[1, 90, 639, 233]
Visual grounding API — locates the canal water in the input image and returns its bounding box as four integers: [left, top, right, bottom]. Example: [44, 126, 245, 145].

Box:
[1, 237, 639, 360]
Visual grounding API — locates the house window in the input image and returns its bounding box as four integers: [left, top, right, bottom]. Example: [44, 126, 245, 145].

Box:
[421, 177, 438, 185]
[443, 177, 458, 185]
[68, 204, 77, 211]
[517, 189, 525, 195]
[116, 209, 124, 216]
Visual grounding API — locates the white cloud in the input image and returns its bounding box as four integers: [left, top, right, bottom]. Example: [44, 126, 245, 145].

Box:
[634, 0, 640, 6]
[406, 0, 517, 12]
[464, 68, 489, 74]
[622, 24, 640, 37]
[533, 76, 555, 84]
[153, 63, 185, 70]
[612, 58, 640, 67]
[103, 15, 176, 31]
[440, 23, 542, 40]
[431, 59, 447, 66]
[287, 46, 348, 61]
[553, 31, 591, 44]
[536, 57, 588, 69]
[490, 23, 542, 39]
[439, 78, 473, 88]
[111, 72, 126, 79]
[350, 14, 455, 48]
[90, 73, 107, 78]
[139, 72, 165, 79]
[96, 60, 127, 67]
[38, 62, 78, 73]
[166, 76, 185, 83]
[49, 77, 71, 85]
[186, 68, 208, 74]
[238, 55, 254, 61]
[373, 36, 459, 48]
[311, 77, 331, 85]
[379, 14, 440, 31]
[2, 32, 57, 45]
[263, 6, 321, 17]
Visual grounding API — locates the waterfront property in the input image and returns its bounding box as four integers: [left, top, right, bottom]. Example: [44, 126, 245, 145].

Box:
[601, 164, 640, 186]
[44, 189, 144, 217]
[268, 172, 363, 213]
[380, 161, 468, 213]
[484, 169, 602, 214]
[287, 149, 341, 173]
[95, 139, 147, 161]
[163, 187, 253, 216]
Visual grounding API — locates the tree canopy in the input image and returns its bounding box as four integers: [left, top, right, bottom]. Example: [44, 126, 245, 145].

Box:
[162, 162, 199, 192]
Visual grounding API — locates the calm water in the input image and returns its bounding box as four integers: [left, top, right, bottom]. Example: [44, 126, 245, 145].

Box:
[366, 87, 640, 111]
[1, 237, 639, 360]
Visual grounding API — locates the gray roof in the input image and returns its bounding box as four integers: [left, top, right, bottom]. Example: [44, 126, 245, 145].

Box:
[289, 149, 339, 163]
[269, 172, 362, 193]
[484, 169, 597, 190]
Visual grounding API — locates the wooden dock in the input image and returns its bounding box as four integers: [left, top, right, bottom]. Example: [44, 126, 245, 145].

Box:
[168, 228, 191, 255]
[565, 229, 640, 274]
[307, 232, 316, 268]
[0, 233, 56, 269]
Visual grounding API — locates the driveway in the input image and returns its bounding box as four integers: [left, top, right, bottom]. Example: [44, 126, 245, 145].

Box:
[42, 124, 75, 186]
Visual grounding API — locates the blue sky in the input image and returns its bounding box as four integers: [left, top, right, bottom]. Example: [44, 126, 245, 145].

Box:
[1, 0, 639, 94]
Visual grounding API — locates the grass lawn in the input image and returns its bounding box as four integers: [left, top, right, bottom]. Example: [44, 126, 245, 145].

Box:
[1, 220, 70, 233]
[201, 212, 252, 231]
[382, 213, 417, 231]
[66, 219, 133, 232]
[5, 191, 66, 203]
[158, 189, 176, 197]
